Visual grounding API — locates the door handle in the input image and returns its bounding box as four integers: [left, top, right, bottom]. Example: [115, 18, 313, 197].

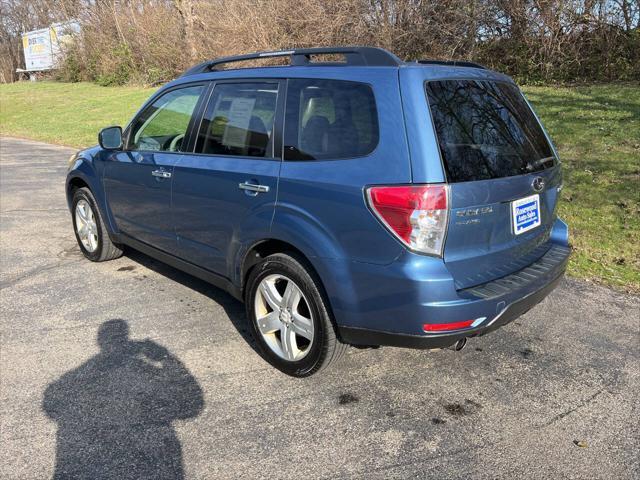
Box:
[151, 169, 172, 179]
[238, 182, 269, 193]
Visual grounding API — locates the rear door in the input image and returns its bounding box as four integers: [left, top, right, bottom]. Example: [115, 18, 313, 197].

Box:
[171, 80, 283, 277]
[104, 84, 206, 254]
[424, 79, 561, 289]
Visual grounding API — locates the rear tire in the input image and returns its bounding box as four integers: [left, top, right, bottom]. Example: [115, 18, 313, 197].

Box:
[71, 187, 123, 262]
[245, 252, 347, 377]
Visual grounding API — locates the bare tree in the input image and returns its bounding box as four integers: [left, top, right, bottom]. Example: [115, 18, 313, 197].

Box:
[173, 0, 197, 62]
[1, 0, 638, 83]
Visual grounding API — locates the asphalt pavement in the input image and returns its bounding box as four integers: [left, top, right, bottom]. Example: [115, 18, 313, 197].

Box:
[1, 136, 638, 479]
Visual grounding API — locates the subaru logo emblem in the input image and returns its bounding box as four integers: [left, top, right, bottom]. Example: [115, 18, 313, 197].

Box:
[532, 177, 545, 192]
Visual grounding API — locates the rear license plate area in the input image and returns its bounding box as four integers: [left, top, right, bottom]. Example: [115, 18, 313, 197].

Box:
[512, 194, 541, 235]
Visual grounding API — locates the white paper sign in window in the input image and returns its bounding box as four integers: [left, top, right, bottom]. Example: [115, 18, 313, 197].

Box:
[222, 97, 256, 148]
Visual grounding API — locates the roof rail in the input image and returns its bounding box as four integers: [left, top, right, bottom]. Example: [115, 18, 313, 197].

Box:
[417, 60, 486, 69]
[181, 46, 403, 76]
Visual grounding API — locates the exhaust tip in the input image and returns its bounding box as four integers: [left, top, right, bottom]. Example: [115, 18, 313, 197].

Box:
[448, 338, 467, 351]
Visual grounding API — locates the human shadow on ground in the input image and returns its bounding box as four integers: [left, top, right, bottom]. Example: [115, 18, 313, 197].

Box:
[43, 319, 204, 480]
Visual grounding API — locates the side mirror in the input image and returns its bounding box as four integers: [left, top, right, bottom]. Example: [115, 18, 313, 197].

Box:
[98, 126, 123, 150]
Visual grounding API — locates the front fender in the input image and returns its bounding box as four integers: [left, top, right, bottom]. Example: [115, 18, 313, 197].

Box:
[66, 150, 118, 236]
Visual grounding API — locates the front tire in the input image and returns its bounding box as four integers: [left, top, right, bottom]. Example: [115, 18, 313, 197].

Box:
[245, 253, 347, 377]
[71, 187, 123, 262]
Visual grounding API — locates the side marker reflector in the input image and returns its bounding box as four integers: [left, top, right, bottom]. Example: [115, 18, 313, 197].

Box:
[423, 317, 487, 332]
[423, 320, 474, 332]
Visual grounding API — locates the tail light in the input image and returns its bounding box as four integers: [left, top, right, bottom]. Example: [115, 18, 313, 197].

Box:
[366, 184, 449, 256]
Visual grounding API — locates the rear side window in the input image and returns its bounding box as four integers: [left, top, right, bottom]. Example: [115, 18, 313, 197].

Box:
[426, 80, 555, 182]
[195, 82, 278, 158]
[284, 79, 378, 160]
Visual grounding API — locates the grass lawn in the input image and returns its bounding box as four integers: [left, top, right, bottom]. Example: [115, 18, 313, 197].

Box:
[523, 84, 639, 292]
[0, 82, 155, 147]
[1, 81, 639, 292]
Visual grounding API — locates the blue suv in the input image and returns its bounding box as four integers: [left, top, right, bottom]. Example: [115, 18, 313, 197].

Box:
[66, 47, 570, 377]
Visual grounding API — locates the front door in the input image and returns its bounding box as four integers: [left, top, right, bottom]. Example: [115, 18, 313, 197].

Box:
[172, 81, 283, 277]
[103, 84, 206, 254]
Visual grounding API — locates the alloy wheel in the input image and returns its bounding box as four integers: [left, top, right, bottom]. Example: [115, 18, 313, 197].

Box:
[75, 199, 98, 253]
[254, 274, 315, 361]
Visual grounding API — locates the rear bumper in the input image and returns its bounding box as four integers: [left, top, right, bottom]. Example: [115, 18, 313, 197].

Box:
[333, 238, 570, 350]
[339, 263, 565, 349]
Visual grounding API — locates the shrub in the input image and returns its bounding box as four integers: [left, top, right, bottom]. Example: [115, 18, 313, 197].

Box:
[12, 0, 640, 85]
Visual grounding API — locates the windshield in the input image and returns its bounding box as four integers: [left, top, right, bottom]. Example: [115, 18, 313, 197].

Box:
[426, 80, 555, 183]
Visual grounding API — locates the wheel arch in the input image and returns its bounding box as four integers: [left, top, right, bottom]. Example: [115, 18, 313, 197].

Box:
[66, 167, 119, 237]
[66, 176, 90, 205]
[240, 239, 344, 312]
[240, 238, 350, 343]
[241, 239, 315, 293]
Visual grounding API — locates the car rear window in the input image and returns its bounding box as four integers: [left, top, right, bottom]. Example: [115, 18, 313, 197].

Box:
[425, 80, 555, 183]
[284, 79, 378, 160]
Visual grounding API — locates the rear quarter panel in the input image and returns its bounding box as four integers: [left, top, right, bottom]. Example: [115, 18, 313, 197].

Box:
[271, 67, 412, 266]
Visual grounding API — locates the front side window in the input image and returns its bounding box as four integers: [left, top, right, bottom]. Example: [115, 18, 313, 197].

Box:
[194, 82, 278, 158]
[426, 80, 555, 182]
[284, 79, 379, 160]
[129, 85, 204, 152]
